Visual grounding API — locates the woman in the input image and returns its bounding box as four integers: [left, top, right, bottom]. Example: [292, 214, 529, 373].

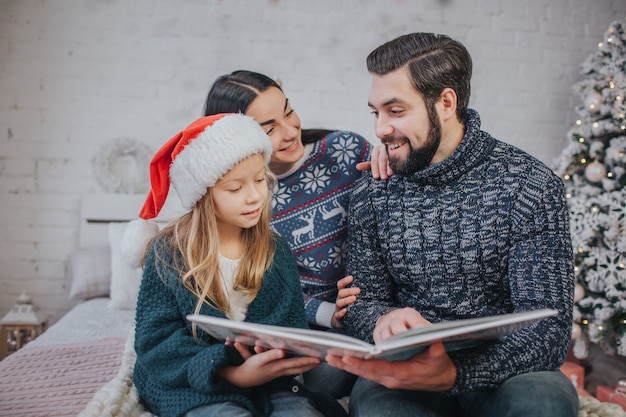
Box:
[204, 70, 373, 330]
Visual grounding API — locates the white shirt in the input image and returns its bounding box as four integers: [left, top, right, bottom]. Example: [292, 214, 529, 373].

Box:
[218, 253, 249, 321]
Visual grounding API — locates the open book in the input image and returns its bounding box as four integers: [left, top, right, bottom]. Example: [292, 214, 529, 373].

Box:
[187, 308, 558, 361]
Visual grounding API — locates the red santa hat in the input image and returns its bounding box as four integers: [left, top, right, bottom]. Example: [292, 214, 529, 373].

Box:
[121, 113, 273, 267]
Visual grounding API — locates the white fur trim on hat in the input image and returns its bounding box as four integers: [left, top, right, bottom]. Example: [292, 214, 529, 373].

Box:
[170, 114, 272, 210]
[120, 219, 159, 268]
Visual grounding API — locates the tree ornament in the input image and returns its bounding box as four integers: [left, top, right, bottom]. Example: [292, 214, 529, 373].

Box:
[574, 283, 585, 302]
[585, 161, 607, 182]
[573, 330, 589, 359]
[619, 332, 626, 356]
[584, 91, 602, 113]
[572, 322, 582, 340]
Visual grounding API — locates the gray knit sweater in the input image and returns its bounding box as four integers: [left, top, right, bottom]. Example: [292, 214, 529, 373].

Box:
[344, 109, 574, 394]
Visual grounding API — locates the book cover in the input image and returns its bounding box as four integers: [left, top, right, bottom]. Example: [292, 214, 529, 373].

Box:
[187, 308, 558, 361]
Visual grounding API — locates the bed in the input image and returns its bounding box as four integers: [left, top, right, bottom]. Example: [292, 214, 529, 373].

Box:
[0, 194, 624, 417]
[0, 194, 158, 417]
[0, 299, 138, 417]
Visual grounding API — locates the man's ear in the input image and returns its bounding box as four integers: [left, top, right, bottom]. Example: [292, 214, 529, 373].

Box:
[438, 88, 458, 121]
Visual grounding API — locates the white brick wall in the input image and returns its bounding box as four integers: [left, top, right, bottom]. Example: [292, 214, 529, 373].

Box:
[1, 0, 625, 324]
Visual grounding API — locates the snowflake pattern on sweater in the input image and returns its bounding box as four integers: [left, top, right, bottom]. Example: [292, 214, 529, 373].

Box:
[271, 130, 371, 327]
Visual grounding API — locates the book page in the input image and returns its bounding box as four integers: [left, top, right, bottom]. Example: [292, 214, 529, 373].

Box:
[375, 309, 558, 355]
[188, 315, 376, 359]
[187, 308, 558, 361]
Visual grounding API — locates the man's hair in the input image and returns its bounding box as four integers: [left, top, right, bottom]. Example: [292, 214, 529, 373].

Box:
[367, 33, 472, 123]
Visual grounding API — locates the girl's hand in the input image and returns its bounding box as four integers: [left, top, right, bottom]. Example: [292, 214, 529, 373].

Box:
[332, 275, 361, 328]
[217, 342, 321, 388]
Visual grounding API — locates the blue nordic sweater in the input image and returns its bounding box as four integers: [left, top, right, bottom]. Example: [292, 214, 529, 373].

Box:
[271, 130, 371, 327]
[344, 109, 574, 394]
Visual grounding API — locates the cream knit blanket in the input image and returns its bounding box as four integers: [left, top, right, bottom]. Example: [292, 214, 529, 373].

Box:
[78, 330, 626, 417]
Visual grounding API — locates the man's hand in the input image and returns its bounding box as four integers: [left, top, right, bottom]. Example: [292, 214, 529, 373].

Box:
[326, 307, 457, 391]
[326, 342, 457, 391]
[356, 145, 393, 179]
[373, 307, 429, 343]
[332, 275, 361, 328]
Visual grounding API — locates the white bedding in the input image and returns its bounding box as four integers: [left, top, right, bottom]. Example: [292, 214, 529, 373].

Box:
[26, 297, 135, 348]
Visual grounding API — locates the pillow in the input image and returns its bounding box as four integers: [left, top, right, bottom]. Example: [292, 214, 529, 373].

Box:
[108, 222, 143, 310]
[68, 246, 112, 300]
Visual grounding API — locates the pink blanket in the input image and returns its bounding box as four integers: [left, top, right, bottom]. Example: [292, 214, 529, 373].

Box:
[1, 333, 622, 417]
[0, 337, 126, 417]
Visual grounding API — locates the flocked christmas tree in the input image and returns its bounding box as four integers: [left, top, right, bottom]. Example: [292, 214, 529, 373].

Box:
[553, 18, 626, 358]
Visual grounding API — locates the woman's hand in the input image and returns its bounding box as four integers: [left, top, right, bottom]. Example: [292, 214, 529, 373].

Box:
[331, 275, 361, 328]
[217, 342, 321, 388]
[356, 145, 393, 179]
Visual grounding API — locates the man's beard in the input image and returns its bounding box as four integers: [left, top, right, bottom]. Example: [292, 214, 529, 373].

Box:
[387, 107, 441, 176]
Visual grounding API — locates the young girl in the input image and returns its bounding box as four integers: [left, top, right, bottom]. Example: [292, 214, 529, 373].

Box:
[123, 114, 347, 417]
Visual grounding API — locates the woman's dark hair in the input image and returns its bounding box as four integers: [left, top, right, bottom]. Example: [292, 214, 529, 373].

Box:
[203, 70, 332, 145]
[366, 33, 472, 124]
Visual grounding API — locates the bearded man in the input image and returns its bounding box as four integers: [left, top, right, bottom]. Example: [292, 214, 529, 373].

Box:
[326, 32, 578, 417]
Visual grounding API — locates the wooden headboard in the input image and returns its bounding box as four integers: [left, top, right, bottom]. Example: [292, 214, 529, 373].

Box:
[79, 192, 186, 247]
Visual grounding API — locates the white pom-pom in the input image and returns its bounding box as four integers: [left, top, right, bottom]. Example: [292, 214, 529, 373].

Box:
[121, 219, 159, 268]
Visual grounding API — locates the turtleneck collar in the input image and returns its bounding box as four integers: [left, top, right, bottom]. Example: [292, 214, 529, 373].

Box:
[395, 109, 496, 185]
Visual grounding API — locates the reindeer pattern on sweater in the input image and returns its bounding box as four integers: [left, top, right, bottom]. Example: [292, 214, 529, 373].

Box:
[271, 130, 371, 327]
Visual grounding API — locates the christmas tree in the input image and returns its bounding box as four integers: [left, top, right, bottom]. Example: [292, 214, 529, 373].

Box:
[553, 18, 626, 358]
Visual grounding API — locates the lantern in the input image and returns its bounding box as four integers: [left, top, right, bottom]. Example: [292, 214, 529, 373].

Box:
[0, 292, 47, 359]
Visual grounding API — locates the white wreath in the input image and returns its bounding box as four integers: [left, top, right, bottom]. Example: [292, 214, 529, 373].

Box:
[93, 138, 152, 194]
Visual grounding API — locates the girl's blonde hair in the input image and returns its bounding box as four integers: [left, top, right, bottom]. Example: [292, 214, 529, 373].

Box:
[151, 163, 276, 330]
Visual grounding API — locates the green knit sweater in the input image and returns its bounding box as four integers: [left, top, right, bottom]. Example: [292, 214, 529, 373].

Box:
[133, 234, 309, 417]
